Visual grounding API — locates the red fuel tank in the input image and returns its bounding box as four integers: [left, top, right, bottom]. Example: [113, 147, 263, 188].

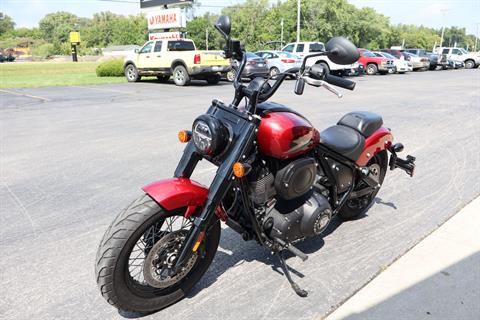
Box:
[257, 112, 319, 159]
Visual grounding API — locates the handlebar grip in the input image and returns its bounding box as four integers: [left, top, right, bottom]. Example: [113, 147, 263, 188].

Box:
[324, 74, 356, 91]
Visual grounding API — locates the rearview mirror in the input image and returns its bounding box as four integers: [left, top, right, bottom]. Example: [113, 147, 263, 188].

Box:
[326, 37, 359, 65]
[134, 48, 139, 53]
[215, 16, 231, 38]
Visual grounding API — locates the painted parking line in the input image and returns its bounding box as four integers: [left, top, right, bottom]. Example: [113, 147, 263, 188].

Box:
[0, 89, 51, 102]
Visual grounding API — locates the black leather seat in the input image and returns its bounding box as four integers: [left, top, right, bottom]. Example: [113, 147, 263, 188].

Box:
[338, 111, 383, 137]
[320, 125, 365, 161]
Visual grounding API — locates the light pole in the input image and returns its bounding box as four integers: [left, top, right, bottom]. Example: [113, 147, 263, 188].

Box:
[439, 8, 450, 47]
[281, 18, 284, 47]
[296, 0, 301, 42]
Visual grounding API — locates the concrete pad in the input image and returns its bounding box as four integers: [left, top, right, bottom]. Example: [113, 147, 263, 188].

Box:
[326, 197, 480, 320]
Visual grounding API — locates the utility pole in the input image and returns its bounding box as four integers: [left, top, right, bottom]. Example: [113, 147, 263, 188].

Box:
[439, 8, 450, 47]
[475, 22, 479, 52]
[296, 0, 301, 42]
[281, 18, 284, 47]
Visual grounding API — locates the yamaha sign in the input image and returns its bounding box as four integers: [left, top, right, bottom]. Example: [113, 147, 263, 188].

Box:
[147, 8, 186, 30]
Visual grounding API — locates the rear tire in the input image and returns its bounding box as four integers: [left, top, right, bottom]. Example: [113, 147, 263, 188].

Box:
[173, 65, 191, 86]
[95, 195, 220, 312]
[269, 67, 280, 79]
[226, 68, 237, 82]
[338, 151, 388, 220]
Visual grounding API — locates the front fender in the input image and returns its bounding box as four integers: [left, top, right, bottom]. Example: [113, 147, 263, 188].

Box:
[143, 178, 208, 218]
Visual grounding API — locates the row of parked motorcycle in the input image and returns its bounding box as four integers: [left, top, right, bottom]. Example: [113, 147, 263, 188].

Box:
[225, 43, 479, 81]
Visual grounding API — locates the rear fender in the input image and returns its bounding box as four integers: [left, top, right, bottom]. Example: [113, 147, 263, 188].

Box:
[356, 127, 393, 166]
[143, 178, 208, 218]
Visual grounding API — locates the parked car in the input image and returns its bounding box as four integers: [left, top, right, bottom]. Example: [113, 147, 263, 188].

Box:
[404, 48, 437, 70]
[357, 49, 395, 75]
[380, 48, 410, 61]
[0, 53, 15, 63]
[373, 51, 411, 74]
[227, 52, 269, 81]
[281, 41, 360, 75]
[254, 50, 302, 78]
[425, 52, 449, 70]
[435, 47, 480, 69]
[124, 39, 230, 86]
[402, 52, 430, 71]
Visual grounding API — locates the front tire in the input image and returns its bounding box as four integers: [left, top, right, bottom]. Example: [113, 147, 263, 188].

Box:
[339, 151, 388, 220]
[125, 64, 141, 82]
[464, 59, 475, 69]
[366, 63, 378, 75]
[95, 195, 220, 312]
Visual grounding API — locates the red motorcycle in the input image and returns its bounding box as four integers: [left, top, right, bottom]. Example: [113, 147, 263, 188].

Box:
[95, 16, 415, 313]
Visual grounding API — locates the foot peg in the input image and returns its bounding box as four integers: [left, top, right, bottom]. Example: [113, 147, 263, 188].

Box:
[389, 143, 416, 177]
[274, 237, 308, 261]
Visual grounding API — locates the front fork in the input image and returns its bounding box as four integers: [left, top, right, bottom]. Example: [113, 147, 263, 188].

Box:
[171, 114, 260, 272]
[388, 143, 416, 177]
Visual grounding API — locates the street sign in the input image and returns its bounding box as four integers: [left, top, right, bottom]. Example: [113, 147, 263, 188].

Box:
[149, 32, 182, 40]
[69, 31, 81, 44]
[140, 0, 192, 9]
[147, 8, 186, 30]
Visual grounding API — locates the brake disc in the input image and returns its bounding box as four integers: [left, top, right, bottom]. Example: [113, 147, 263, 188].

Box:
[143, 230, 198, 289]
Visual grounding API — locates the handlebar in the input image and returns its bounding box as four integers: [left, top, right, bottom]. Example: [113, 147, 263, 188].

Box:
[308, 64, 355, 91]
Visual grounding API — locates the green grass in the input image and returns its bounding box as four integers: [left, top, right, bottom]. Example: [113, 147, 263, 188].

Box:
[0, 61, 127, 89]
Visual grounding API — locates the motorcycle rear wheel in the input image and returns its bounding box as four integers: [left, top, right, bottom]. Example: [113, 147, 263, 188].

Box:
[95, 194, 220, 313]
[339, 150, 388, 220]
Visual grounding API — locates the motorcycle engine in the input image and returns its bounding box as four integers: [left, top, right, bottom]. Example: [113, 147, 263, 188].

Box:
[248, 159, 332, 243]
[263, 191, 332, 243]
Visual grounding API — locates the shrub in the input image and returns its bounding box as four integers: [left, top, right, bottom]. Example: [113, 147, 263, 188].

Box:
[30, 43, 56, 57]
[96, 59, 124, 77]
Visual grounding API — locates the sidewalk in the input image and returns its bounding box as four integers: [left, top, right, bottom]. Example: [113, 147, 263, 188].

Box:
[325, 197, 480, 320]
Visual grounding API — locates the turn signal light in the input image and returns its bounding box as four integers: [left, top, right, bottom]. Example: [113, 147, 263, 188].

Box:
[178, 130, 192, 143]
[192, 231, 205, 252]
[233, 162, 252, 178]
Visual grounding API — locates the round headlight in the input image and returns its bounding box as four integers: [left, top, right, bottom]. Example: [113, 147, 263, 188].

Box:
[192, 115, 229, 156]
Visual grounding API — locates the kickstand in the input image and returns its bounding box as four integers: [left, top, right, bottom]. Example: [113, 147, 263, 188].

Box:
[276, 252, 308, 297]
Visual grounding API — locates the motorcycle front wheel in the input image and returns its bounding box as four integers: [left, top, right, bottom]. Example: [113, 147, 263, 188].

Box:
[95, 194, 220, 313]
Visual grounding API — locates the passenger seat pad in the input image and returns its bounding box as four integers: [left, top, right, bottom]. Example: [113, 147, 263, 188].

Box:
[338, 111, 383, 137]
[320, 125, 365, 161]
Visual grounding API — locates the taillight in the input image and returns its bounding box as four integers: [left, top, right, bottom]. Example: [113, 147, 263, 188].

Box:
[194, 54, 201, 64]
[247, 60, 256, 65]
[281, 59, 296, 63]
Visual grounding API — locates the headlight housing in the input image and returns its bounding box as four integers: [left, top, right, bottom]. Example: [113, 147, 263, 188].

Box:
[192, 115, 229, 156]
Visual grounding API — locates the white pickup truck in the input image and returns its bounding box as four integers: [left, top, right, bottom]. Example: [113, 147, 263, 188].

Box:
[435, 47, 480, 69]
[124, 39, 230, 86]
[282, 41, 361, 75]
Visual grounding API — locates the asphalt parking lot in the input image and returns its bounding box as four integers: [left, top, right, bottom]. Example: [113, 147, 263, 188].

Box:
[1, 69, 479, 320]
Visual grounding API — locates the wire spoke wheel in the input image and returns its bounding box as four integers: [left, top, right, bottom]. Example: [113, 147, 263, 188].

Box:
[127, 215, 193, 288]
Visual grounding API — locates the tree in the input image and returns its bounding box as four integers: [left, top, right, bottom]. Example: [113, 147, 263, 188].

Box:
[39, 12, 79, 43]
[0, 12, 15, 36]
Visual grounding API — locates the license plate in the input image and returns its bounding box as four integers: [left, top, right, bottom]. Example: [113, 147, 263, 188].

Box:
[212, 66, 220, 71]
[257, 63, 264, 67]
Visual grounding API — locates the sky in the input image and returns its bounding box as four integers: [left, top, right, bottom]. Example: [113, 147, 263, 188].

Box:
[1, 0, 479, 35]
